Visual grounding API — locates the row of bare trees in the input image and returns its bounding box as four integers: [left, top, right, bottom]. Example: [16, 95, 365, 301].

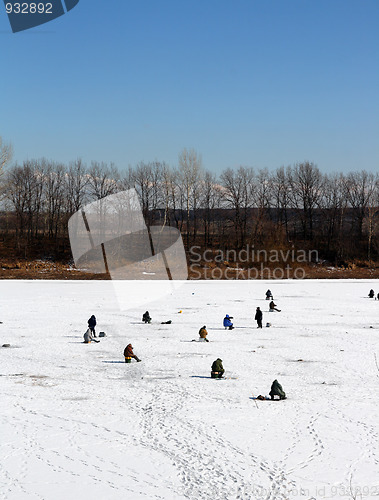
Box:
[0, 145, 378, 264]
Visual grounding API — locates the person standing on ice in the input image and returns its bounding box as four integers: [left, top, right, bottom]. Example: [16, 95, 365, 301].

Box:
[88, 315, 97, 337]
[211, 358, 224, 378]
[199, 326, 209, 342]
[223, 314, 234, 330]
[255, 307, 263, 328]
[269, 379, 286, 400]
[124, 344, 141, 363]
[269, 300, 281, 312]
[368, 289, 375, 298]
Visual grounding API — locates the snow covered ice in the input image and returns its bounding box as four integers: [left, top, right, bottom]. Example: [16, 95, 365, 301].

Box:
[1, 279, 379, 500]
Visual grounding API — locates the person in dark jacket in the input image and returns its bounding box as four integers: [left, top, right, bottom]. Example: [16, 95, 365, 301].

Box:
[124, 344, 141, 363]
[199, 326, 209, 342]
[255, 307, 263, 328]
[223, 314, 234, 330]
[142, 311, 151, 324]
[88, 315, 97, 337]
[269, 379, 286, 400]
[266, 289, 273, 300]
[269, 300, 281, 312]
[211, 358, 224, 378]
[369, 289, 375, 298]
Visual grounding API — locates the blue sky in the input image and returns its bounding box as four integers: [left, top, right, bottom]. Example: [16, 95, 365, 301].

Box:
[1, 0, 378, 174]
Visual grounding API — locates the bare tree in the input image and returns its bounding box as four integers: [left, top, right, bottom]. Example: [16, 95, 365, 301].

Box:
[65, 159, 89, 215]
[0, 137, 13, 198]
[362, 174, 379, 263]
[270, 166, 292, 240]
[159, 163, 176, 230]
[344, 171, 377, 240]
[44, 162, 66, 239]
[200, 171, 221, 246]
[88, 162, 119, 201]
[250, 168, 271, 242]
[221, 166, 254, 247]
[0, 136, 12, 173]
[287, 161, 323, 240]
[130, 162, 155, 223]
[320, 173, 348, 260]
[6, 160, 45, 249]
[178, 148, 202, 246]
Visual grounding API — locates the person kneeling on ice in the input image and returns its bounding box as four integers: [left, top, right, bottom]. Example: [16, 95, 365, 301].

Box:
[369, 289, 375, 298]
[223, 314, 234, 330]
[142, 311, 151, 324]
[269, 300, 281, 312]
[199, 325, 209, 342]
[211, 358, 224, 378]
[124, 344, 141, 363]
[266, 289, 273, 300]
[269, 379, 286, 400]
[88, 315, 97, 337]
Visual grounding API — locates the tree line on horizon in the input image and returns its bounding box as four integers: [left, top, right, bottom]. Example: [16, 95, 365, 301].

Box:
[0, 141, 378, 267]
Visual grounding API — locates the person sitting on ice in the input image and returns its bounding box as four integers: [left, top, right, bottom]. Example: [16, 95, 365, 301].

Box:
[269, 300, 281, 312]
[265, 289, 273, 300]
[211, 358, 224, 378]
[269, 379, 286, 400]
[83, 328, 99, 343]
[368, 289, 375, 298]
[88, 315, 97, 337]
[124, 344, 141, 363]
[199, 325, 209, 342]
[142, 311, 151, 324]
[223, 314, 234, 330]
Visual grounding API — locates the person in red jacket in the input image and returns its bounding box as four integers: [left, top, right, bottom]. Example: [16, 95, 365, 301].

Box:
[124, 344, 141, 363]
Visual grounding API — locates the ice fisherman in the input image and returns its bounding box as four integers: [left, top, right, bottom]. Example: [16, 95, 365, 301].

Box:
[255, 307, 263, 328]
[124, 344, 141, 363]
[142, 311, 151, 324]
[265, 289, 273, 300]
[83, 328, 99, 344]
[199, 326, 209, 342]
[269, 300, 281, 312]
[88, 315, 97, 337]
[211, 358, 224, 378]
[269, 379, 286, 400]
[223, 314, 234, 330]
[369, 289, 375, 298]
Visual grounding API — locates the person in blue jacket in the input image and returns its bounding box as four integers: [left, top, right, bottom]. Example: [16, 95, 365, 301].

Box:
[223, 314, 234, 330]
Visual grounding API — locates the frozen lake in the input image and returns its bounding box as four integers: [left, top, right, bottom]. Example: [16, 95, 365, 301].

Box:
[1, 279, 378, 499]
